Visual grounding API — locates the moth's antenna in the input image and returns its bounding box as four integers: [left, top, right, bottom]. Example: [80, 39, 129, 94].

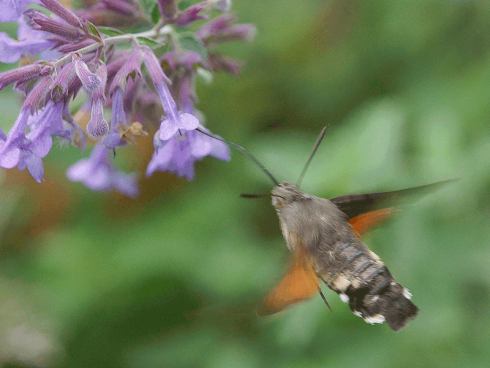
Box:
[196, 127, 280, 186]
[296, 126, 328, 189]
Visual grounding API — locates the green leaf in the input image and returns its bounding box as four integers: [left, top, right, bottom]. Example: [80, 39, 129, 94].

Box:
[178, 0, 193, 11]
[151, 3, 162, 25]
[98, 27, 125, 37]
[86, 21, 102, 39]
[136, 36, 165, 49]
[179, 34, 208, 60]
[140, 0, 157, 16]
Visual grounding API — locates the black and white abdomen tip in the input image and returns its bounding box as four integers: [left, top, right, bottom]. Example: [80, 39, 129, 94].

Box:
[341, 268, 418, 331]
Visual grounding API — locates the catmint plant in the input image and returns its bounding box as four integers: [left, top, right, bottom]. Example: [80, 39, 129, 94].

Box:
[0, 0, 256, 196]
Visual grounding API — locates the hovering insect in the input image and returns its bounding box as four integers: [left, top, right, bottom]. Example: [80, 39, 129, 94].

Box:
[198, 126, 451, 331]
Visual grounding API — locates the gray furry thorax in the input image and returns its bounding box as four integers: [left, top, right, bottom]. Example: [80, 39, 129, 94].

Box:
[271, 182, 351, 253]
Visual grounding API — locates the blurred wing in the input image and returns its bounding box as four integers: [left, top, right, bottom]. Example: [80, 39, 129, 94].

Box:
[332, 180, 456, 236]
[349, 207, 399, 237]
[330, 180, 455, 219]
[258, 249, 319, 316]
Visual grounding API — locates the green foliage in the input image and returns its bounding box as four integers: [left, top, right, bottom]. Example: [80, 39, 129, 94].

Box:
[1, 0, 490, 367]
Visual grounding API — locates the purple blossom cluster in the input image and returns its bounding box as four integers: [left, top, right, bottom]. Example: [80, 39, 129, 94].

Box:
[0, 0, 256, 196]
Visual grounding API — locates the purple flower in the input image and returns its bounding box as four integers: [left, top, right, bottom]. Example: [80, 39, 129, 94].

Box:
[174, 4, 209, 28]
[73, 55, 109, 138]
[73, 55, 106, 99]
[100, 0, 139, 17]
[0, 0, 39, 22]
[26, 101, 65, 158]
[61, 106, 86, 152]
[142, 47, 199, 141]
[0, 31, 53, 64]
[0, 109, 30, 170]
[208, 52, 244, 76]
[197, 14, 256, 45]
[0, 102, 65, 183]
[103, 87, 126, 149]
[146, 127, 230, 180]
[161, 50, 205, 71]
[67, 143, 138, 197]
[86, 98, 109, 138]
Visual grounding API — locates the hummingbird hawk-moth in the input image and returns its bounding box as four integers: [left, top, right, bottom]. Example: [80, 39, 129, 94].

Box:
[198, 126, 451, 331]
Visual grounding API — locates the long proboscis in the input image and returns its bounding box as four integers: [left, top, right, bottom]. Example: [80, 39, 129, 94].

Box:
[296, 126, 328, 189]
[196, 127, 280, 186]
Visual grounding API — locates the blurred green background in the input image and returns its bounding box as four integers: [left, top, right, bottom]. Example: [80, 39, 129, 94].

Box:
[1, 0, 490, 367]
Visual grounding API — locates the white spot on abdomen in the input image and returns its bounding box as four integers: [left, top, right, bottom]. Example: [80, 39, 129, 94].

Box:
[339, 294, 349, 303]
[403, 288, 412, 300]
[364, 315, 386, 325]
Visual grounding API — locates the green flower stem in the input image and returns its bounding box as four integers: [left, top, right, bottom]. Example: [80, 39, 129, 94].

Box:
[53, 25, 173, 68]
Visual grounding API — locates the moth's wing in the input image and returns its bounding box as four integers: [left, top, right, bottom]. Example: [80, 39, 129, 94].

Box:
[330, 180, 456, 236]
[330, 180, 455, 219]
[258, 248, 319, 316]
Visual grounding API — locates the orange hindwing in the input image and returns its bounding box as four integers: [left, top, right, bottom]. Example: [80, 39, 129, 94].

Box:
[258, 249, 319, 316]
[349, 207, 399, 237]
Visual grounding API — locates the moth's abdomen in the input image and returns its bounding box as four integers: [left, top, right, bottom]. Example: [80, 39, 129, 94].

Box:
[317, 241, 418, 331]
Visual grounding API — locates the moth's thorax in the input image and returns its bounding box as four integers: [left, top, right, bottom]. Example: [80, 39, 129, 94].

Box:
[271, 181, 349, 254]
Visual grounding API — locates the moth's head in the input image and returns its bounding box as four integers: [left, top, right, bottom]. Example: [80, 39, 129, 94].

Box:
[271, 182, 303, 209]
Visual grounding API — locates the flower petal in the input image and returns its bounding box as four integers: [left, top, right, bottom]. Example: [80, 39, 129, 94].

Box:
[159, 119, 179, 141]
[177, 113, 199, 131]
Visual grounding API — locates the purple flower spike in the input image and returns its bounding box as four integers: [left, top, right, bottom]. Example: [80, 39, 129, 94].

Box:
[146, 127, 230, 180]
[51, 62, 77, 100]
[39, 0, 82, 28]
[24, 8, 84, 40]
[0, 63, 42, 91]
[86, 99, 109, 139]
[197, 14, 256, 45]
[143, 47, 199, 140]
[109, 49, 143, 94]
[23, 75, 55, 113]
[0, 0, 39, 22]
[67, 143, 138, 197]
